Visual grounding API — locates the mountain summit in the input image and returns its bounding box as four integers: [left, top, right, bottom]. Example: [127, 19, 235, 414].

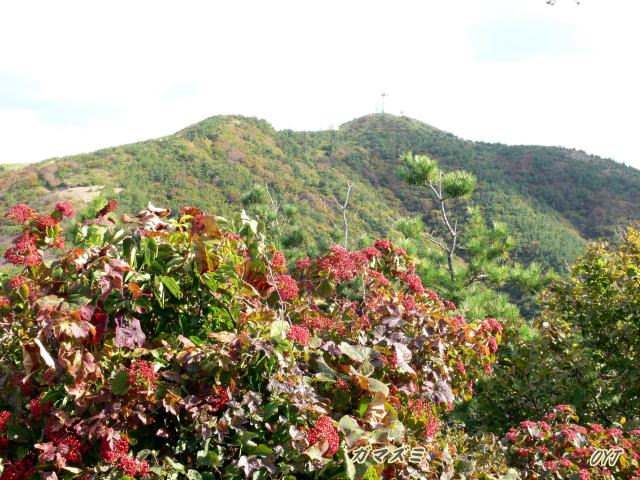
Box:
[1, 113, 638, 268]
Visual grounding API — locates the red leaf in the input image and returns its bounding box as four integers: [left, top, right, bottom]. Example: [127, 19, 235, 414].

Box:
[114, 315, 146, 349]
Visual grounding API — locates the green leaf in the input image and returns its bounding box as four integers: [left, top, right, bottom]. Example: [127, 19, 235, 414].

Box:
[246, 444, 274, 456]
[136, 449, 152, 460]
[7, 424, 30, 443]
[314, 353, 338, 378]
[362, 376, 389, 396]
[153, 276, 165, 307]
[187, 470, 203, 480]
[196, 449, 220, 467]
[386, 420, 405, 442]
[110, 370, 130, 395]
[34, 338, 55, 369]
[357, 400, 369, 418]
[239, 431, 260, 444]
[160, 276, 182, 299]
[362, 465, 379, 480]
[339, 342, 374, 363]
[165, 457, 185, 472]
[500, 469, 521, 480]
[338, 416, 365, 448]
[270, 320, 288, 343]
[264, 402, 279, 420]
[200, 272, 218, 293]
[342, 444, 356, 480]
[240, 209, 258, 236]
[304, 444, 326, 461]
[62, 466, 83, 474]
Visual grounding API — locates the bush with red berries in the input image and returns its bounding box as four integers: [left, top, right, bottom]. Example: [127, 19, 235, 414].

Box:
[0, 201, 505, 479]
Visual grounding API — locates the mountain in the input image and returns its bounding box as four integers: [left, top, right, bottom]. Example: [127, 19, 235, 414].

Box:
[1, 113, 639, 269]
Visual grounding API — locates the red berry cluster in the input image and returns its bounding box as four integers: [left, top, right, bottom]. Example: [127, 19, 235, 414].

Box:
[399, 272, 425, 294]
[3, 231, 40, 266]
[36, 215, 58, 231]
[3, 202, 74, 268]
[481, 318, 504, 334]
[287, 324, 311, 346]
[366, 269, 390, 286]
[29, 397, 52, 418]
[275, 274, 299, 302]
[5, 204, 37, 224]
[302, 313, 346, 336]
[55, 201, 75, 218]
[424, 415, 440, 439]
[0, 411, 10, 431]
[221, 231, 241, 241]
[8, 275, 28, 291]
[307, 415, 340, 457]
[407, 400, 439, 439]
[449, 313, 470, 331]
[361, 246, 382, 259]
[409, 399, 431, 417]
[374, 239, 395, 254]
[57, 435, 83, 464]
[403, 294, 416, 311]
[100, 435, 149, 478]
[117, 455, 150, 478]
[424, 289, 442, 305]
[0, 457, 35, 480]
[295, 257, 311, 271]
[505, 406, 640, 479]
[127, 360, 159, 394]
[211, 385, 230, 411]
[0, 411, 10, 450]
[270, 250, 287, 273]
[316, 245, 368, 282]
[100, 436, 130, 463]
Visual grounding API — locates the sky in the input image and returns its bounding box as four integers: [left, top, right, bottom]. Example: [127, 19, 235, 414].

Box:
[1, 0, 640, 168]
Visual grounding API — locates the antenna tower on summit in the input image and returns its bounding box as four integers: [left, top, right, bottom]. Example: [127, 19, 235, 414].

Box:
[381, 92, 387, 113]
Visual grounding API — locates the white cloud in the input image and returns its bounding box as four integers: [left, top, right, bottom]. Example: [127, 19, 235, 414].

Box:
[0, 0, 639, 167]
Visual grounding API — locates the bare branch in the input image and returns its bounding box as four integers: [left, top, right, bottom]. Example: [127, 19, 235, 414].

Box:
[264, 184, 281, 214]
[333, 181, 354, 248]
[424, 232, 450, 254]
[264, 184, 282, 233]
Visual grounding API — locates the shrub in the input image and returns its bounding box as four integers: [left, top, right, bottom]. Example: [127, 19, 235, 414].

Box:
[504, 405, 640, 479]
[0, 202, 502, 479]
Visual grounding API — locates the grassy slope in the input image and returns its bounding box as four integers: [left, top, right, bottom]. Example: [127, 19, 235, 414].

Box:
[1, 113, 639, 269]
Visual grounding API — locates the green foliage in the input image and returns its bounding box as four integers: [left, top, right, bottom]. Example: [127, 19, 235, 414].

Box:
[241, 184, 268, 206]
[399, 152, 439, 186]
[460, 228, 640, 433]
[536, 227, 640, 422]
[398, 153, 552, 328]
[1, 113, 637, 275]
[397, 216, 424, 240]
[442, 171, 476, 199]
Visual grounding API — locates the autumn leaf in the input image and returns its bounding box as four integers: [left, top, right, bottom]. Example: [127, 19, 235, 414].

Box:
[114, 315, 146, 349]
[364, 392, 387, 428]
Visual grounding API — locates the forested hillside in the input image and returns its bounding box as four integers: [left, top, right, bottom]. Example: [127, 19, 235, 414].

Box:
[1, 113, 638, 270]
[2, 115, 640, 480]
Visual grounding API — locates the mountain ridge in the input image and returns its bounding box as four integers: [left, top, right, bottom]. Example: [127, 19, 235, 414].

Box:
[1, 113, 638, 269]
